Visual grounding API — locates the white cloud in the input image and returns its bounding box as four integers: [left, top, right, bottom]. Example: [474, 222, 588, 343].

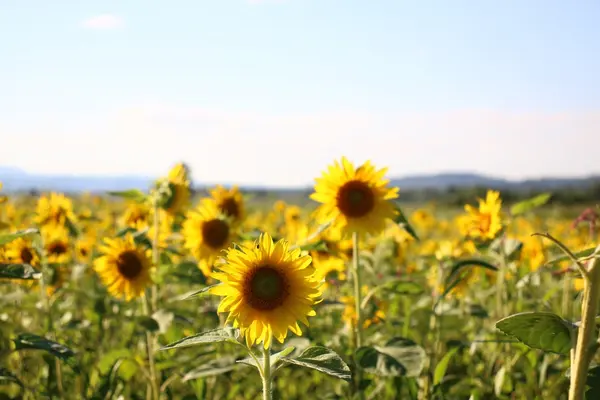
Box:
[80, 14, 124, 30]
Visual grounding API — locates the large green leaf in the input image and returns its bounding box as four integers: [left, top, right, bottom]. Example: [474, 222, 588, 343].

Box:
[13, 333, 78, 369]
[393, 206, 419, 241]
[436, 258, 498, 304]
[0, 264, 41, 280]
[160, 328, 240, 350]
[0, 229, 39, 246]
[586, 365, 600, 400]
[355, 338, 426, 378]
[495, 312, 575, 355]
[280, 346, 351, 381]
[510, 193, 552, 216]
[107, 189, 148, 203]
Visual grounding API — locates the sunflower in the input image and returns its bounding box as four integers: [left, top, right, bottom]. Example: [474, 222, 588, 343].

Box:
[42, 226, 72, 264]
[121, 202, 151, 228]
[210, 233, 322, 348]
[209, 185, 245, 224]
[0, 182, 6, 204]
[310, 157, 399, 238]
[158, 163, 191, 216]
[94, 235, 153, 301]
[76, 231, 98, 264]
[458, 190, 503, 241]
[520, 235, 546, 271]
[35, 192, 77, 228]
[5, 237, 40, 267]
[182, 199, 235, 278]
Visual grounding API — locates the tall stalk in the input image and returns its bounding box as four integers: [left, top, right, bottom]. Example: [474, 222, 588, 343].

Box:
[351, 232, 365, 399]
[262, 346, 273, 400]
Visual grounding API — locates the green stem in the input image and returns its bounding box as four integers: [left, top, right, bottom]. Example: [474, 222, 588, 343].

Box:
[351, 232, 365, 399]
[569, 251, 600, 400]
[145, 199, 161, 400]
[37, 232, 64, 397]
[262, 346, 272, 400]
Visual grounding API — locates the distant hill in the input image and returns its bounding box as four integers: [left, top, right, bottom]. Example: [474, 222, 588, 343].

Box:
[389, 173, 600, 191]
[0, 167, 599, 193]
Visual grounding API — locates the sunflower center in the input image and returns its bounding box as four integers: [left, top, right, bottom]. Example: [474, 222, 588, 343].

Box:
[337, 180, 375, 218]
[220, 197, 240, 219]
[479, 213, 491, 233]
[246, 266, 289, 310]
[48, 241, 68, 256]
[20, 248, 34, 264]
[117, 250, 144, 280]
[325, 270, 341, 283]
[202, 219, 230, 249]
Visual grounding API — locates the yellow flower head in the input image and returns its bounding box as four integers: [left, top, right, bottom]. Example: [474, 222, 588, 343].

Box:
[209, 185, 246, 224]
[35, 192, 77, 227]
[5, 237, 40, 267]
[158, 162, 191, 216]
[210, 233, 322, 349]
[459, 190, 503, 240]
[182, 198, 235, 278]
[121, 202, 151, 228]
[94, 234, 153, 301]
[42, 226, 72, 264]
[310, 157, 399, 238]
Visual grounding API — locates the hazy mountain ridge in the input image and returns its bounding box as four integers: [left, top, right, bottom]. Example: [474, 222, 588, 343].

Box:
[0, 167, 599, 193]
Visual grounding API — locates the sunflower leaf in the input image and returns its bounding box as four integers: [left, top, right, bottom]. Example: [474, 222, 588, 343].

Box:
[510, 193, 552, 216]
[299, 240, 330, 253]
[495, 312, 576, 355]
[433, 346, 461, 386]
[13, 333, 78, 371]
[434, 258, 498, 307]
[393, 206, 419, 241]
[237, 346, 296, 370]
[64, 217, 80, 238]
[135, 316, 160, 333]
[0, 264, 41, 280]
[107, 189, 148, 203]
[170, 285, 219, 302]
[355, 338, 426, 378]
[280, 346, 352, 381]
[0, 229, 39, 246]
[160, 328, 241, 350]
[0, 368, 24, 388]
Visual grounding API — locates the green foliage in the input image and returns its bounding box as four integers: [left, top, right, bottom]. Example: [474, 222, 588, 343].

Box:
[356, 338, 426, 378]
[510, 193, 552, 216]
[0, 263, 41, 280]
[280, 346, 352, 381]
[0, 228, 39, 246]
[495, 312, 576, 355]
[107, 189, 148, 203]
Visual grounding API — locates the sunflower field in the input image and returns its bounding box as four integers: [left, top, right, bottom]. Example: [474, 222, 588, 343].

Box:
[1, 158, 599, 400]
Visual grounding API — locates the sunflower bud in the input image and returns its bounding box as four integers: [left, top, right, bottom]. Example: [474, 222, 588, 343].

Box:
[152, 179, 176, 210]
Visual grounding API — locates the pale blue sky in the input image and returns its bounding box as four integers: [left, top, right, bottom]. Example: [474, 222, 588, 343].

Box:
[1, 0, 599, 186]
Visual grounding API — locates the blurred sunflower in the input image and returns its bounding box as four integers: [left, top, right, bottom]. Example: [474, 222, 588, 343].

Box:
[458, 190, 503, 241]
[520, 235, 546, 271]
[121, 202, 151, 228]
[42, 226, 72, 264]
[311, 157, 399, 238]
[210, 233, 322, 348]
[76, 231, 98, 264]
[182, 199, 235, 278]
[94, 234, 153, 301]
[209, 185, 246, 224]
[341, 285, 386, 329]
[35, 192, 77, 228]
[157, 162, 191, 216]
[0, 182, 6, 204]
[5, 237, 40, 267]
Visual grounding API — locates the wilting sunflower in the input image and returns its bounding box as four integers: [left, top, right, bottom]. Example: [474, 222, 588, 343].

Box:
[458, 190, 503, 241]
[94, 235, 153, 301]
[35, 192, 77, 227]
[209, 185, 245, 224]
[182, 199, 234, 278]
[157, 163, 191, 216]
[42, 226, 72, 264]
[311, 157, 399, 238]
[210, 233, 322, 348]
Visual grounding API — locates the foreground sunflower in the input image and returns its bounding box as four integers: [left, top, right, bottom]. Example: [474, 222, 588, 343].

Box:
[210, 233, 322, 349]
[458, 190, 503, 241]
[94, 235, 153, 301]
[209, 185, 246, 224]
[182, 199, 234, 278]
[311, 157, 399, 238]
